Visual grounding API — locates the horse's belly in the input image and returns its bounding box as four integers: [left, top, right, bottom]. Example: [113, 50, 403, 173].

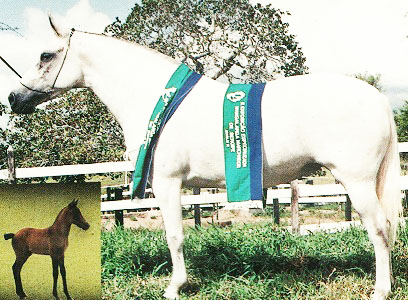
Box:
[154, 117, 311, 188]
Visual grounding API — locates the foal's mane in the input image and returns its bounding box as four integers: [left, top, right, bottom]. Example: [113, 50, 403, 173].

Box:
[51, 205, 69, 226]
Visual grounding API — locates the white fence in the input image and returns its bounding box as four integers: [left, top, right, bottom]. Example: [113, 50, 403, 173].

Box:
[0, 161, 134, 180]
[2, 142, 408, 216]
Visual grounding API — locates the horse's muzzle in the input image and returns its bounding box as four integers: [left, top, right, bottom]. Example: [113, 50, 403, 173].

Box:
[8, 92, 37, 114]
[81, 223, 90, 230]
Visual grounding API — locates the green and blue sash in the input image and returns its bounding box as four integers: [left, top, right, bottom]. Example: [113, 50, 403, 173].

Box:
[131, 64, 202, 198]
[131, 63, 265, 202]
[223, 83, 265, 202]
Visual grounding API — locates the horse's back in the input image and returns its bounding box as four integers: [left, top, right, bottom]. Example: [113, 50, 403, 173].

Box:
[266, 74, 391, 169]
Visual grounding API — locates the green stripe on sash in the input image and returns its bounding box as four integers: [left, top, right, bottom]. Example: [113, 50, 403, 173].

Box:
[223, 83, 265, 202]
[132, 64, 201, 198]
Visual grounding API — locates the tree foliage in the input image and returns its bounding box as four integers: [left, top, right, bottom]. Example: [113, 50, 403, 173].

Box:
[106, 0, 308, 83]
[354, 72, 382, 92]
[1, 90, 125, 182]
[395, 103, 408, 142]
[0, 21, 22, 36]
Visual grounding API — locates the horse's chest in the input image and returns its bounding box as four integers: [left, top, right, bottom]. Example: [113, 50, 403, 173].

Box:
[154, 103, 226, 183]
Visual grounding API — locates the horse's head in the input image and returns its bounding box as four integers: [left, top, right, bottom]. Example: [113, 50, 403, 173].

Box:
[67, 199, 90, 230]
[8, 15, 84, 114]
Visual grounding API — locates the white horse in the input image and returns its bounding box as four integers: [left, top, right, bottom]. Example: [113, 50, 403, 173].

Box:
[8, 17, 403, 300]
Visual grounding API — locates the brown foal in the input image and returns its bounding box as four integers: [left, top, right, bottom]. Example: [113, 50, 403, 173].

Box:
[4, 199, 90, 299]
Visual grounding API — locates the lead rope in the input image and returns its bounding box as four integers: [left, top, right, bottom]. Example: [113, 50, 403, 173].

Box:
[0, 56, 22, 78]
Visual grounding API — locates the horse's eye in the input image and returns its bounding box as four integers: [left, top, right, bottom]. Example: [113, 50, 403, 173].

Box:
[40, 52, 55, 62]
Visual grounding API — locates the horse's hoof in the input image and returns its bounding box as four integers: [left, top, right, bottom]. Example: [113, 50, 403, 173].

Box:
[163, 289, 180, 299]
[371, 290, 389, 300]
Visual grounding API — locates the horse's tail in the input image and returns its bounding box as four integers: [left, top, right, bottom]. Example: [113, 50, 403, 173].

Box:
[4, 233, 14, 240]
[376, 100, 404, 246]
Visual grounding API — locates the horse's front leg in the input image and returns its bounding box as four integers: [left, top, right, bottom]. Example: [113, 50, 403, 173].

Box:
[58, 256, 73, 300]
[153, 176, 186, 299]
[51, 257, 60, 300]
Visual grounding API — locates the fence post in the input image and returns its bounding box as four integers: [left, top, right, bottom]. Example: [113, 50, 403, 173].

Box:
[345, 195, 352, 221]
[273, 198, 280, 225]
[7, 145, 16, 184]
[193, 187, 201, 227]
[262, 188, 268, 209]
[106, 187, 112, 201]
[114, 188, 124, 227]
[291, 180, 300, 233]
[404, 190, 408, 209]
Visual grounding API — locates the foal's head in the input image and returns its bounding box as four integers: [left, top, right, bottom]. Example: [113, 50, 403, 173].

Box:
[8, 15, 84, 114]
[65, 199, 90, 230]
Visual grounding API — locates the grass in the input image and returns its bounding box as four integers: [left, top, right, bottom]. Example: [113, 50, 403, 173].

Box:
[102, 222, 408, 299]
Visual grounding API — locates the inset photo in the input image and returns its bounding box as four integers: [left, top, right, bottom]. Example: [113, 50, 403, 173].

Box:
[0, 183, 100, 300]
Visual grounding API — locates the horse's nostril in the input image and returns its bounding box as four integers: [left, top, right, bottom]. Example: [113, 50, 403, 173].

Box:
[8, 92, 15, 105]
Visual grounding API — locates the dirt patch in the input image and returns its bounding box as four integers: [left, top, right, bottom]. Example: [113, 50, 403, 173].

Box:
[101, 207, 360, 230]
[102, 209, 266, 230]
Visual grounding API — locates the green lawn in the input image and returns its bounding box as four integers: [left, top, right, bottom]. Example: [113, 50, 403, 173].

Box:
[0, 183, 101, 300]
[102, 222, 408, 299]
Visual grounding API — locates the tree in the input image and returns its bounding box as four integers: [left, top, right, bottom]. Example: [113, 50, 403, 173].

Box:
[106, 0, 308, 83]
[0, 21, 23, 36]
[0, 103, 8, 170]
[2, 90, 125, 182]
[354, 72, 382, 92]
[395, 103, 408, 142]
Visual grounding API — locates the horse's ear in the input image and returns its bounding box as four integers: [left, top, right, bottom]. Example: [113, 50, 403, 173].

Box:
[68, 199, 78, 208]
[48, 13, 63, 37]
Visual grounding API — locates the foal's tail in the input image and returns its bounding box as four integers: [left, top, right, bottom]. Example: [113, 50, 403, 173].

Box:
[4, 233, 14, 240]
[376, 101, 404, 246]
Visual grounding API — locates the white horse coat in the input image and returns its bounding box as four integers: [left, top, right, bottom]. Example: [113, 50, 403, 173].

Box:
[8, 18, 402, 300]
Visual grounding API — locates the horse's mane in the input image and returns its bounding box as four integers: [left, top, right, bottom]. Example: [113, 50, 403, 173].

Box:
[78, 31, 179, 66]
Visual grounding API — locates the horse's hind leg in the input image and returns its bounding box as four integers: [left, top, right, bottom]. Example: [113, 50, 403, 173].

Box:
[12, 254, 31, 299]
[153, 176, 186, 299]
[337, 179, 391, 300]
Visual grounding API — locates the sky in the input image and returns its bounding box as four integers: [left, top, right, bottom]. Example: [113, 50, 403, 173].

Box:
[0, 0, 408, 113]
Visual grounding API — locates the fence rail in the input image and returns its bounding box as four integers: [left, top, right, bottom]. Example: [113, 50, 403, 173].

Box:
[3, 142, 408, 229]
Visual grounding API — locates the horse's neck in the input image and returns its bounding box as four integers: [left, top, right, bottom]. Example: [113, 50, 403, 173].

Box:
[50, 209, 71, 237]
[76, 34, 180, 161]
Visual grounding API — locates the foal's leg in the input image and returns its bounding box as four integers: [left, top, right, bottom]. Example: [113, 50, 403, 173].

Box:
[12, 254, 31, 299]
[51, 257, 60, 299]
[59, 257, 72, 300]
[52, 253, 72, 300]
[341, 180, 392, 300]
[153, 176, 186, 299]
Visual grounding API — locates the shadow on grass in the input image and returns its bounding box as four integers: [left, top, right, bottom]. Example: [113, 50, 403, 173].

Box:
[102, 223, 408, 289]
[103, 224, 377, 278]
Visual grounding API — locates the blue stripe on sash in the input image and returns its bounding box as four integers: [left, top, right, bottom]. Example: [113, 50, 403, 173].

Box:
[134, 72, 202, 198]
[247, 83, 265, 200]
